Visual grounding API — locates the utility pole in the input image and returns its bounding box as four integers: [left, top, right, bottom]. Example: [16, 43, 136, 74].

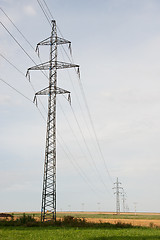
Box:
[27, 20, 79, 222]
[113, 177, 123, 214]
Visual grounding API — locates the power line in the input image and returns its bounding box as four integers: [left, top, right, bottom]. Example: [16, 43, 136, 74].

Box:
[0, 21, 49, 82]
[36, 0, 52, 26]
[41, 0, 54, 20]
[63, 43, 114, 183]
[0, 7, 51, 79]
[0, 73, 98, 195]
[1, 2, 116, 213]
[57, 16, 114, 184]
[57, 99, 89, 158]
[59, 46, 114, 185]
[0, 7, 35, 51]
[35, 0, 114, 183]
[0, 77, 32, 103]
[69, 43, 114, 184]
[0, 76, 103, 197]
[0, 10, 100, 189]
[0, 75, 94, 193]
[0, 53, 24, 76]
[0, 22, 36, 65]
[78, 79, 114, 183]
[36, 0, 73, 62]
[0, 53, 47, 114]
[1, 2, 113, 208]
[70, 104, 112, 194]
[34, 0, 109, 192]
[0, 77, 46, 122]
[58, 41, 114, 189]
[36, 0, 114, 189]
[1, 52, 113, 201]
[0, 10, 51, 113]
[0, 75, 104, 200]
[58, 99, 113, 197]
[57, 133, 99, 194]
[59, 46, 105, 161]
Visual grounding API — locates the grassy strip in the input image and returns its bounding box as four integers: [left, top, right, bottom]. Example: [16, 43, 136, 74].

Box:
[1, 226, 160, 240]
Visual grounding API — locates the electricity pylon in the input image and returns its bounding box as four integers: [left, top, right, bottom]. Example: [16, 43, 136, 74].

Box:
[113, 177, 123, 214]
[27, 20, 79, 221]
[122, 189, 126, 213]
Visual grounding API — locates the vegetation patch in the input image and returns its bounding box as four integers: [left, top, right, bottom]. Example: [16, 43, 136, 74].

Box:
[0, 214, 155, 229]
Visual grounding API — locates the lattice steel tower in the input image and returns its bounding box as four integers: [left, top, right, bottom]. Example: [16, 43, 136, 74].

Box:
[113, 177, 123, 214]
[27, 20, 79, 221]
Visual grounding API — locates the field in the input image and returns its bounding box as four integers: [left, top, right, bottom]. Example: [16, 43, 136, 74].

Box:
[10, 211, 160, 227]
[57, 212, 160, 227]
[1, 212, 160, 239]
[1, 226, 160, 240]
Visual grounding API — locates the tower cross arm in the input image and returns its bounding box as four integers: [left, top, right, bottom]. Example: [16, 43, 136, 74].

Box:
[27, 61, 79, 72]
[36, 36, 71, 47]
[33, 86, 71, 106]
[35, 86, 70, 96]
[35, 36, 72, 56]
[56, 61, 79, 70]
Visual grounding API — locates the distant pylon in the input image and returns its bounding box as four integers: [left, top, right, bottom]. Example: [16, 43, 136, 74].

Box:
[26, 20, 79, 221]
[113, 177, 123, 214]
[122, 189, 126, 212]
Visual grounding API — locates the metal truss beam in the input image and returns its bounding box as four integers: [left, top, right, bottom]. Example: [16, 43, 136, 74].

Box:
[27, 61, 79, 72]
[36, 36, 71, 46]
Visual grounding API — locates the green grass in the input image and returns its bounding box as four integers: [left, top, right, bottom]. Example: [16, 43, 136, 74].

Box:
[0, 226, 160, 240]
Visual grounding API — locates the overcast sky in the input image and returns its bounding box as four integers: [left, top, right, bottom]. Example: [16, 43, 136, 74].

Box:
[1, 0, 160, 213]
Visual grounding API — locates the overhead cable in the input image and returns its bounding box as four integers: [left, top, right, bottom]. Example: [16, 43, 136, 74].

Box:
[0, 77, 46, 121]
[0, 77, 32, 103]
[36, 0, 114, 189]
[70, 104, 112, 193]
[0, 21, 49, 82]
[36, 0, 52, 26]
[0, 53, 47, 113]
[0, 7, 35, 51]
[57, 133, 99, 194]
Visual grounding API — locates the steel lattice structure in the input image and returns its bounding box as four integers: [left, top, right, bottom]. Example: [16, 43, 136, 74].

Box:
[27, 20, 79, 221]
[113, 177, 123, 214]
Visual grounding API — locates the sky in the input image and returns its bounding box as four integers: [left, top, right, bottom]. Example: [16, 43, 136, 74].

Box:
[0, 0, 160, 213]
